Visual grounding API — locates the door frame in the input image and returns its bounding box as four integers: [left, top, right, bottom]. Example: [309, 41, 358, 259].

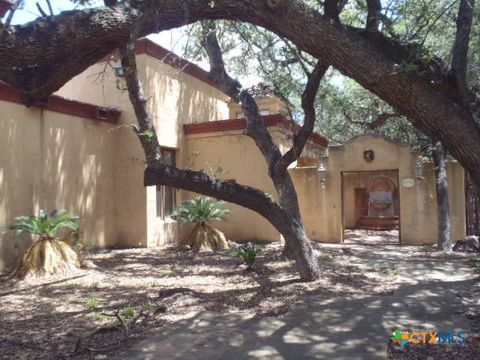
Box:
[341, 169, 401, 244]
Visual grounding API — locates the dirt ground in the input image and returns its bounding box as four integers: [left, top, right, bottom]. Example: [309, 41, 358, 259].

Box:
[0, 232, 478, 359]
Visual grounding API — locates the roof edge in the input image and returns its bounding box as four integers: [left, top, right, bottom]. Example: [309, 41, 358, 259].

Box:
[0, 82, 121, 123]
[184, 114, 329, 148]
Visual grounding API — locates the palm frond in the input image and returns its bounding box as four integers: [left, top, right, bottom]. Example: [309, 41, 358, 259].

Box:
[7, 209, 79, 239]
[171, 197, 231, 223]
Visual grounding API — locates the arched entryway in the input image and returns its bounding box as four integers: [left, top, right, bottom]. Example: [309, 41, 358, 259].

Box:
[341, 170, 400, 244]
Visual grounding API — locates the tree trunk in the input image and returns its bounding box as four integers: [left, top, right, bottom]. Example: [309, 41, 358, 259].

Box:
[466, 172, 480, 236]
[121, 27, 321, 281]
[2, 2, 480, 188]
[432, 140, 452, 251]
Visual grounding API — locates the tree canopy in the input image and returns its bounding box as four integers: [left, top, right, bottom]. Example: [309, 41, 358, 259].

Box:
[1, 0, 478, 182]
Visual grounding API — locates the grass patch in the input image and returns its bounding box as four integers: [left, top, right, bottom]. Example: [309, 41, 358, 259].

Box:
[84, 297, 101, 310]
[468, 257, 480, 269]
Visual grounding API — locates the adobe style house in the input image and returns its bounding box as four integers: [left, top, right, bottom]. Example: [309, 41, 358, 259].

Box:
[0, 39, 466, 267]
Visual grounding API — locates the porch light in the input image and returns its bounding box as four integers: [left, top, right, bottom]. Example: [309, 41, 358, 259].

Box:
[317, 163, 327, 188]
[415, 160, 424, 180]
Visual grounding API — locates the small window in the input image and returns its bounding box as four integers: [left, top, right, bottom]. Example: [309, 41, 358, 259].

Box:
[156, 148, 176, 219]
[259, 109, 271, 116]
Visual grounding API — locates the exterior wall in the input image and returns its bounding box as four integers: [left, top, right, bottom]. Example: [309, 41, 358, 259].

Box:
[290, 134, 466, 245]
[228, 96, 289, 118]
[183, 130, 280, 242]
[57, 53, 230, 249]
[0, 101, 116, 267]
[342, 170, 399, 228]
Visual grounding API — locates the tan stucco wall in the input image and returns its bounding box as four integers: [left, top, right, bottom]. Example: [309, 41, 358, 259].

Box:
[56, 54, 230, 249]
[183, 131, 280, 242]
[0, 101, 116, 267]
[228, 96, 289, 118]
[290, 134, 466, 245]
[342, 170, 399, 228]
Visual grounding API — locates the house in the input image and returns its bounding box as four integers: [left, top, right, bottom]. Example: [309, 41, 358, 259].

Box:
[0, 39, 466, 267]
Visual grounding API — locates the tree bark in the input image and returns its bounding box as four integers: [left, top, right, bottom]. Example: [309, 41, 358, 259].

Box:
[451, 0, 475, 98]
[466, 172, 480, 236]
[1, 1, 480, 186]
[432, 140, 452, 251]
[120, 22, 321, 281]
[201, 22, 321, 279]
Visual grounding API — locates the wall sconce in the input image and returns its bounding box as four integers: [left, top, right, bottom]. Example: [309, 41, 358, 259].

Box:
[114, 65, 126, 78]
[317, 163, 327, 188]
[112, 59, 126, 78]
[415, 160, 424, 180]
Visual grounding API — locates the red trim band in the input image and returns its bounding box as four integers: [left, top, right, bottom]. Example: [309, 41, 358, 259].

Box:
[0, 82, 121, 123]
[184, 114, 329, 147]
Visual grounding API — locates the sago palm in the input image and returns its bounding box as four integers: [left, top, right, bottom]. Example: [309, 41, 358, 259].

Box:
[7, 209, 81, 278]
[172, 197, 231, 251]
[172, 197, 231, 224]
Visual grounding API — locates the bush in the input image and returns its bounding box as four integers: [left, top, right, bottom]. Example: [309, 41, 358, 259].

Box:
[6, 209, 81, 278]
[231, 242, 261, 269]
[172, 197, 232, 251]
[8, 209, 79, 239]
[171, 197, 231, 223]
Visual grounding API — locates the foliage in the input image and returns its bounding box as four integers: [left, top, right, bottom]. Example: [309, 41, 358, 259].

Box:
[121, 305, 139, 319]
[171, 197, 231, 224]
[231, 242, 261, 269]
[7, 209, 79, 240]
[468, 257, 480, 269]
[175, 0, 477, 153]
[84, 297, 101, 310]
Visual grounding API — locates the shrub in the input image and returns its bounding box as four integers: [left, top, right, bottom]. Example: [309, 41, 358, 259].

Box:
[172, 197, 232, 251]
[6, 209, 81, 278]
[231, 242, 261, 269]
[8, 209, 79, 240]
[171, 197, 231, 224]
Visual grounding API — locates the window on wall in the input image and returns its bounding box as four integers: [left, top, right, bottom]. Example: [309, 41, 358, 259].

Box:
[156, 148, 176, 219]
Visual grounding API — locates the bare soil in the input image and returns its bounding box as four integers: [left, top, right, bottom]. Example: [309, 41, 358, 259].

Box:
[0, 235, 478, 360]
[0, 241, 393, 359]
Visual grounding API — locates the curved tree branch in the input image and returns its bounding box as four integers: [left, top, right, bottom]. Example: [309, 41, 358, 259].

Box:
[119, 20, 294, 241]
[366, 0, 382, 33]
[451, 0, 475, 99]
[201, 21, 282, 174]
[276, 60, 329, 172]
[1, 1, 480, 183]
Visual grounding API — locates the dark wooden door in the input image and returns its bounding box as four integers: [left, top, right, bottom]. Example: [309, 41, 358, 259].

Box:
[354, 188, 369, 226]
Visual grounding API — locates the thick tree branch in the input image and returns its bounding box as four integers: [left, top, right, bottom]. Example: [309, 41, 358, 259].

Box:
[201, 21, 283, 174]
[1, 1, 480, 183]
[366, 0, 381, 33]
[121, 18, 319, 280]
[119, 23, 294, 241]
[451, 0, 475, 98]
[344, 111, 399, 129]
[276, 60, 329, 172]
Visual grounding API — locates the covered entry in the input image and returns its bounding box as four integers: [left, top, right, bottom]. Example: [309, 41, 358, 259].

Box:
[342, 170, 400, 230]
[291, 134, 466, 245]
[342, 170, 400, 244]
